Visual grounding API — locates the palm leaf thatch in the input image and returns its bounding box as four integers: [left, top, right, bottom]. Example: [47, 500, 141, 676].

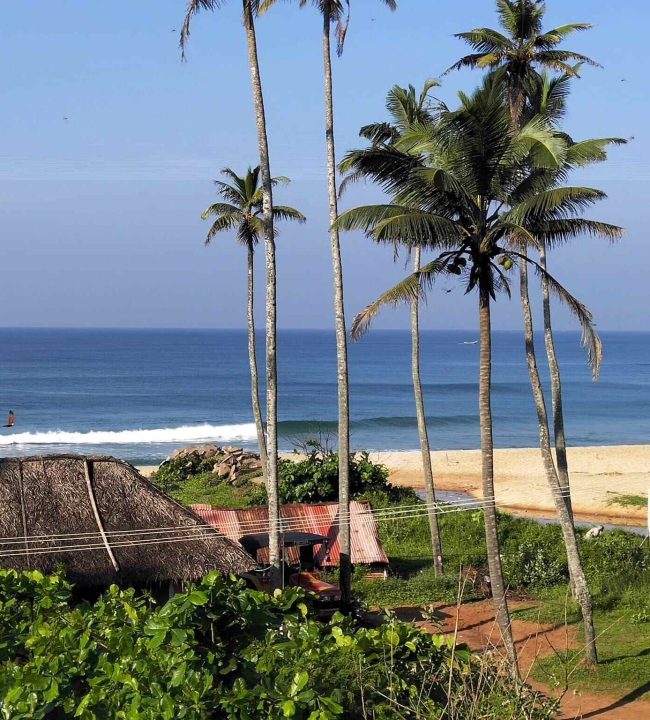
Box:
[0, 455, 255, 586]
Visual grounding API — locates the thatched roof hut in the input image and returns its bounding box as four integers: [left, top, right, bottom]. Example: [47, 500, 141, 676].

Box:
[0, 455, 254, 587]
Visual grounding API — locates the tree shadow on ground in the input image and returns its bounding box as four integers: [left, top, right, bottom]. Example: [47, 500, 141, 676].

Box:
[598, 647, 650, 665]
[581, 680, 650, 718]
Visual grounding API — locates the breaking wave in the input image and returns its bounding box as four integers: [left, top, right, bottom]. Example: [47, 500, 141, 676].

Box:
[0, 423, 257, 446]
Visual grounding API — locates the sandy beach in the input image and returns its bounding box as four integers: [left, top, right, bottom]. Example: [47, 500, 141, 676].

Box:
[141, 444, 650, 527]
[370, 445, 650, 526]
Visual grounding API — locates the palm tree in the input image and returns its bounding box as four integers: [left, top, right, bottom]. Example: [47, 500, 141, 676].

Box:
[411, 246, 443, 575]
[448, 3, 622, 664]
[337, 77, 603, 672]
[181, 0, 283, 588]
[344, 81, 444, 575]
[446, 0, 599, 131]
[202, 166, 306, 479]
[259, 0, 396, 607]
[447, 0, 599, 520]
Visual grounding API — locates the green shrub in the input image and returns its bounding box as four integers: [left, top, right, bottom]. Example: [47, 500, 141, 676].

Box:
[278, 440, 406, 504]
[0, 569, 555, 720]
[580, 530, 649, 577]
[502, 541, 567, 589]
[0, 572, 552, 720]
[150, 455, 216, 494]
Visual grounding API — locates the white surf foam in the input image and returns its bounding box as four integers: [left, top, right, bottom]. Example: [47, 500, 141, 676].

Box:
[0, 423, 257, 446]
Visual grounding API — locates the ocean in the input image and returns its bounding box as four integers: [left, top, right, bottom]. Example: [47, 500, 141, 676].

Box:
[0, 328, 648, 465]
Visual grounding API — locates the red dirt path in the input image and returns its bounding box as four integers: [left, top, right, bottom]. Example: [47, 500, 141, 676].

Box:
[412, 600, 650, 720]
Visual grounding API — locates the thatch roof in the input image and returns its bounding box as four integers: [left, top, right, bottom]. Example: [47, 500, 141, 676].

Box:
[0, 454, 255, 586]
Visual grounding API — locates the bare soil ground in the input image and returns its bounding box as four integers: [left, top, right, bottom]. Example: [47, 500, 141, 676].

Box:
[410, 600, 650, 720]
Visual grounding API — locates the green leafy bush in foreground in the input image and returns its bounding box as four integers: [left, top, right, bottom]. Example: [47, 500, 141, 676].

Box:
[0, 569, 555, 719]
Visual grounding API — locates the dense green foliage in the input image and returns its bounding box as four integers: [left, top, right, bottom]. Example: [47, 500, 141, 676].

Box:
[355, 493, 650, 610]
[0, 569, 555, 719]
[278, 442, 410, 504]
[151, 442, 411, 508]
[354, 493, 650, 699]
[151, 456, 266, 508]
[151, 455, 220, 493]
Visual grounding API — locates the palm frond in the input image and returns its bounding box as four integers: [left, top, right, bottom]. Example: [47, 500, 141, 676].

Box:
[503, 223, 540, 252]
[335, 204, 415, 234]
[204, 213, 241, 245]
[371, 212, 466, 249]
[535, 49, 602, 69]
[512, 116, 567, 169]
[257, 0, 281, 13]
[495, 0, 518, 35]
[201, 202, 240, 220]
[351, 258, 446, 339]
[359, 122, 399, 145]
[271, 174, 291, 186]
[534, 23, 593, 50]
[454, 29, 511, 53]
[535, 219, 624, 247]
[337, 169, 366, 198]
[180, 0, 227, 59]
[237, 217, 264, 246]
[273, 205, 307, 223]
[514, 250, 602, 378]
[508, 186, 607, 223]
[213, 181, 247, 206]
[566, 138, 626, 168]
[444, 53, 496, 75]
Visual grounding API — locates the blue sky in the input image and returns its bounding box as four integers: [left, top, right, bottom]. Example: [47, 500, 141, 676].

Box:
[0, 0, 647, 331]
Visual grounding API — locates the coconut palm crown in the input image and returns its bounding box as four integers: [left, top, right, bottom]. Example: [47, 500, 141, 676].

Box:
[338, 78, 608, 372]
[446, 0, 600, 126]
[202, 166, 305, 248]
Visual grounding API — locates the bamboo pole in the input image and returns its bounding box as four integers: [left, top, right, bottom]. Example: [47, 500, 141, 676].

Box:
[83, 460, 120, 573]
[17, 460, 30, 570]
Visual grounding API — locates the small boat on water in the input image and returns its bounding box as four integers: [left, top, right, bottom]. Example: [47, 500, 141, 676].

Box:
[462, 340, 479, 345]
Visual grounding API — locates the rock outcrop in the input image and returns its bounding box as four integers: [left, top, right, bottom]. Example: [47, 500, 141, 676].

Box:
[163, 445, 264, 487]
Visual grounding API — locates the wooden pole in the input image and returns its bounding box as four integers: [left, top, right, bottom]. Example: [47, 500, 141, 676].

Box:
[83, 460, 120, 573]
[17, 460, 30, 570]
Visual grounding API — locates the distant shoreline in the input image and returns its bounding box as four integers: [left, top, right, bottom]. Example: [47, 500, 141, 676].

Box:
[140, 443, 650, 527]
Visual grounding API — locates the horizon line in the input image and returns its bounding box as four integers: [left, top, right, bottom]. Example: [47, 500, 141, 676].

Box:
[0, 325, 646, 334]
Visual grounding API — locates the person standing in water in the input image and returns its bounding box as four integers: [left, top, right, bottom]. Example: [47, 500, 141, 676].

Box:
[4, 410, 15, 427]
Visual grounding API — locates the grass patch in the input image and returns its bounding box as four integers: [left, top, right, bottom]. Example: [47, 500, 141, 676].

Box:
[353, 565, 482, 607]
[606, 492, 648, 508]
[530, 609, 650, 700]
[356, 492, 650, 701]
[170, 472, 265, 507]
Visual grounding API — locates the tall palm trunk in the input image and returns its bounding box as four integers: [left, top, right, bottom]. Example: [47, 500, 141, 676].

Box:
[322, 8, 352, 608]
[247, 244, 268, 477]
[519, 257, 575, 592]
[508, 81, 575, 523]
[540, 244, 573, 519]
[479, 284, 518, 673]
[243, 2, 281, 589]
[411, 247, 443, 575]
[519, 263, 598, 665]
